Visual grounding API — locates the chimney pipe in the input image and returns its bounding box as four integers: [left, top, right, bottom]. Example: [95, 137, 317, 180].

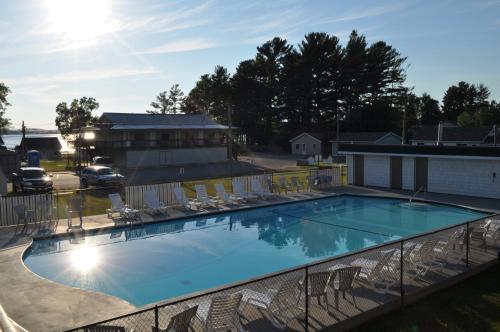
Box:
[437, 121, 443, 146]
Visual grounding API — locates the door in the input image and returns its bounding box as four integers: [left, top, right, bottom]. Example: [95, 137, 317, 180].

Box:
[414, 157, 428, 191]
[354, 154, 364, 186]
[390, 156, 403, 189]
[302, 143, 306, 155]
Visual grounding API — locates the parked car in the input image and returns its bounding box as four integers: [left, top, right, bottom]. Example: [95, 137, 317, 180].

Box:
[91, 156, 114, 168]
[80, 166, 125, 188]
[11, 167, 53, 193]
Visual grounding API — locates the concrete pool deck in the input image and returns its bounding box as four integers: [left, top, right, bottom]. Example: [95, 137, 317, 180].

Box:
[0, 186, 499, 331]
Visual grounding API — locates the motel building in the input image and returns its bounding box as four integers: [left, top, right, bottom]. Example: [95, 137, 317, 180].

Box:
[339, 144, 500, 199]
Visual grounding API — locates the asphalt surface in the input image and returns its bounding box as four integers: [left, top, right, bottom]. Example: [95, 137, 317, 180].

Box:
[43, 153, 302, 191]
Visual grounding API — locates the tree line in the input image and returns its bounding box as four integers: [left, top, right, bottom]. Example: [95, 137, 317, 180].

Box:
[1, 30, 499, 143]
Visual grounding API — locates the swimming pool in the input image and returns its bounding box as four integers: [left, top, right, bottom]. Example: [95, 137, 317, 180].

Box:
[23, 195, 486, 307]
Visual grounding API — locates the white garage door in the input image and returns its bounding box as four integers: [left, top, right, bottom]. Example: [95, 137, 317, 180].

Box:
[363, 155, 390, 188]
[428, 158, 500, 199]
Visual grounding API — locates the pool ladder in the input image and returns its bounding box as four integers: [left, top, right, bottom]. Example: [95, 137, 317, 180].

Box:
[409, 186, 425, 205]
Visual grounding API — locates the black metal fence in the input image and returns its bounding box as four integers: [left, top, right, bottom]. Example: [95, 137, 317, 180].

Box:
[66, 213, 500, 332]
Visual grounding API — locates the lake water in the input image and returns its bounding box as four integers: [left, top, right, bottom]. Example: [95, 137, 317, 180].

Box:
[1, 134, 72, 152]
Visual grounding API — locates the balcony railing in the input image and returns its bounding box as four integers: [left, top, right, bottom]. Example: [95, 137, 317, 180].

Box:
[94, 139, 227, 149]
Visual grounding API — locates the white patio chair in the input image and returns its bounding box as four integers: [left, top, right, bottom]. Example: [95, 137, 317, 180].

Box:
[198, 293, 245, 332]
[194, 184, 218, 208]
[323, 156, 333, 166]
[278, 176, 292, 194]
[14, 204, 34, 234]
[67, 197, 83, 231]
[214, 183, 243, 205]
[243, 275, 305, 330]
[232, 179, 258, 200]
[107, 193, 140, 222]
[308, 271, 333, 308]
[144, 190, 168, 215]
[328, 266, 361, 308]
[290, 176, 305, 192]
[250, 178, 274, 200]
[152, 305, 198, 332]
[173, 187, 199, 210]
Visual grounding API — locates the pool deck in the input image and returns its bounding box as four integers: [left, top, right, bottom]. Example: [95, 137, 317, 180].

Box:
[0, 185, 499, 331]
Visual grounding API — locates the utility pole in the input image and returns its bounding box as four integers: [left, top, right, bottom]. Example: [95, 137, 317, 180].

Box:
[227, 104, 233, 178]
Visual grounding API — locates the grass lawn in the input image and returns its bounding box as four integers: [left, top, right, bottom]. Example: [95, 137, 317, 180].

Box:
[353, 263, 500, 332]
[52, 166, 347, 217]
[40, 159, 70, 172]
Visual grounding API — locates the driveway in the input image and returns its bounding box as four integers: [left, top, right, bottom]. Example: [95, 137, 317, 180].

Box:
[239, 152, 302, 171]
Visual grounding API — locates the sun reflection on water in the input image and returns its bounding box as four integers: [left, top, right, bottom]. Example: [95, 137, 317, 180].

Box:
[70, 245, 99, 272]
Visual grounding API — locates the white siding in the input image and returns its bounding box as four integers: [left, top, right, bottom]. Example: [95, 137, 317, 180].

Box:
[363, 155, 390, 187]
[346, 154, 354, 184]
[428, 158, 500, 199]
[402, 156, 415, 190]
[290, 135, 321, 156]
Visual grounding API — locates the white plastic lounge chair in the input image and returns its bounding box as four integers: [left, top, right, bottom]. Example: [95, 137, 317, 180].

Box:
[107, 193, 140, 222]
[199, 293, 244, 332]
[405, 238, 441, 280]
[350, 249, 397, 293]
[215, 183, 243, 205]
[152, 305, 198, 332]
[290, 176, 304, 192]
[232, 179, 258, 200]
[173, 187, 199, 210]
[250, 178, 274, 199]
[278, 176, 292, 194]
[194, 184, 218, 208]
[67, 197, 83, 231]
[243, 275, 305, 330]
[144, 190, 168, 215]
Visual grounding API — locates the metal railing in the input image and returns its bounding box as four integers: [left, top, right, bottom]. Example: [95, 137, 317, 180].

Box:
[66, 212, 500, 332]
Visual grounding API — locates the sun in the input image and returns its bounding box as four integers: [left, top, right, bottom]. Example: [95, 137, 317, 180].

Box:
[44, 0, 115, 43]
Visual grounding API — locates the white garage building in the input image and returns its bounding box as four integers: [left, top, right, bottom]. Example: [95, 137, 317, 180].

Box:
[339, 144, 500, 199]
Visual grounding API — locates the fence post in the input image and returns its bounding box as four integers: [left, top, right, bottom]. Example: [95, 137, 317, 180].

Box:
[305, 266, 309, 332]
[466, 223, 470, 268]
[154, 305, 159, 331]
[400, 240, 405, 307]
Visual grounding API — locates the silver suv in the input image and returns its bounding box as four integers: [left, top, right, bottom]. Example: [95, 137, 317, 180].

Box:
[80, 166, 125, 188]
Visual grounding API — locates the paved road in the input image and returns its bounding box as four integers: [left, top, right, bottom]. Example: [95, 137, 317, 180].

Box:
[50, 172, 80, 191]
[46, 154, 301, 191]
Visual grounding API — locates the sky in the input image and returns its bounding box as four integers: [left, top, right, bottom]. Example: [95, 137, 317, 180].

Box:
[0, 0, 499, 129]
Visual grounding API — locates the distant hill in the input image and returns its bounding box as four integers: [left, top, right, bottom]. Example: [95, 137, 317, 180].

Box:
[4, 128, 59, 135]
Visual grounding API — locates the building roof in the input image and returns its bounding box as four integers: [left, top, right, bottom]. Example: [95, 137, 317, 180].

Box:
[338, 144, 500, 159]
[289, 132, 329, 143]
[20, 137, 62, 150]
[331, 131, 400, 143]
[408, 126, 492, 142]
[99, 112, 229, 130]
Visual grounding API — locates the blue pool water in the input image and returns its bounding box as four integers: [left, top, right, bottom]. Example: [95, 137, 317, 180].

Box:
[24, 196, 486, 306]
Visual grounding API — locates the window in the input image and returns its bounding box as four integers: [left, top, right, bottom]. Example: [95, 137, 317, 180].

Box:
[295, 143, 299, 150]
[134, 133, 145, 141]
[313, 143, 316, 149]
[417, 143, 424, 146]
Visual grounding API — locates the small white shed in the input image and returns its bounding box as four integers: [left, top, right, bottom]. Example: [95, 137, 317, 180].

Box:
[289, 132, 324, 156]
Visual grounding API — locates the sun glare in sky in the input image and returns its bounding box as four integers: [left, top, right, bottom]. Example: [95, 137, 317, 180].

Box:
[44, 0, 115, 43]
